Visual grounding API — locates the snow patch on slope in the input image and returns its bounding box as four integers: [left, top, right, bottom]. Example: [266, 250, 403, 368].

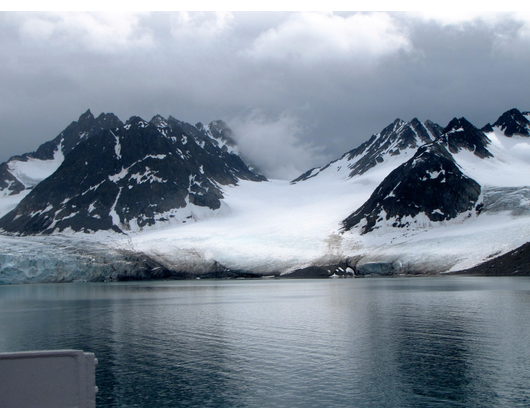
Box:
[7, 148, 64, 188]
[450, 129, 530, 187]
[0, 189, 31, 218]
[0, 147, 65, 216]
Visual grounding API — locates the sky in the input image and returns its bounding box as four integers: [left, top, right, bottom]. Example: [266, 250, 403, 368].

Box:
[1, 4, 530, 180]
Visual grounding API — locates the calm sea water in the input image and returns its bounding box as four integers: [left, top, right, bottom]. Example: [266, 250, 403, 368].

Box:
[1, 276, 530, 408]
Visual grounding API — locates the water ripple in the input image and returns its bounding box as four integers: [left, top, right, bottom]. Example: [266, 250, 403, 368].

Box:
[1, 277, 530, 407]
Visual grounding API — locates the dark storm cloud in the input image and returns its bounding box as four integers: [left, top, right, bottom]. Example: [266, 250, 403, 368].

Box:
[1, 11, 530, 179]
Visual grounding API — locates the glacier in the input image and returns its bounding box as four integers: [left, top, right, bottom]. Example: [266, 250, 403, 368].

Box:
[3, 176, 528, 284]
[1, 112, 530, 284]
[0, 234, 164, 285]
[109, 121, 530, 279]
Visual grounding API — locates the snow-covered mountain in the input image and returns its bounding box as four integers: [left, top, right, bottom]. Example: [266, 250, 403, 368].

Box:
[0, 110, 123, 217]
[0, 114, 265, 235]
[120, 109, 530, 279]
[0, 110, 122, 197]
[1, 107, 530, 284]
[338, 109, 530, 275]
[292, 117, 442, 183]
[341, 117, 490, 234]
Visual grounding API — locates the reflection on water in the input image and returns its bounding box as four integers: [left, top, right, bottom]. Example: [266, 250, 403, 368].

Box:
[1, 277, 530, 407]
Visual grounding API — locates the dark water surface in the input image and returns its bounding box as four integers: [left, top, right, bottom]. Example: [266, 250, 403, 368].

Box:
[1, 277, 530, 407]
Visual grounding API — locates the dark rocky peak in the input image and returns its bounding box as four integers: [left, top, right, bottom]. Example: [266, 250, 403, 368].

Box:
[0, 115, 266, 235]
[124, 116, 148, 128]
[439, 117, 493, 158]
[442, 117, 469, 134]
[354, 117, 441, 157]
[164, 117, 243, 162]
[0, 110, 124, 196]
[342, 117, 439, 176]
[95, 112, 122, 128]
[167, 115, 189, 127]
[342, 142, 482, 235]
[424, 120, 443, 139]
[207, 120, 229, 137]
[491, 108, 530, 137]
[409, 118, 433, 143]
[195, 119, 227, 134]
[167, 118, 240, 157]
[25, 110, 123, 160]
[481, 123, 494, 133]
[70, 109, 121, 136]
[381, 118, 405, 135]
[78, 109, 95, 125]
[393, 117, 439, 145]
[207, 120, 237, 146]
[167, 116, 205, 139]
[59, 110, 123, 155]
[150, 115, 169, 128]
[292, 117, 441, 183]
[194, 120, 238, 152]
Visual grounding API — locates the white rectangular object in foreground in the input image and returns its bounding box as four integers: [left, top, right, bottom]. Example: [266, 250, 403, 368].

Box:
[0, 350, 97, 408]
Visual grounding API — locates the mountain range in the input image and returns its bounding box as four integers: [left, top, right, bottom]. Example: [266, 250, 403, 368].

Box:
[1, 107, 530, 283]
[0, 111, 264, 235]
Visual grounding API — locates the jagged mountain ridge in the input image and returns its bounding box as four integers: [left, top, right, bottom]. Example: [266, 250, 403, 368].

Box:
[341, 141, 483, 234]
[440, 117, 493, 158]
[292, 117, 443, 183]
[0, 110, 123, 197]
[341, 112, 530, 235]
[0, 114, 265, 235]
[1, 107, 530, 283]
[0, 110, 247, 201]
[482, 108, 530, 137]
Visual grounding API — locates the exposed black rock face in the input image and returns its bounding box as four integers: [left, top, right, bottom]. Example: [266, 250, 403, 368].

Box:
[292, 118, 443, 183]
[39, 109, 124, 159]
[290, 167, 320, 184]
[0, 164, 25, 195]
[340, 118, 490, 237]
[344, 118, 425, 177]
[0, 110, 123, 196]
[342, 143, 482, 234]
[198, 120, 238, 150]
[281, 261, 355, 278]
[439, 117, 493, 158]
[423, 120, 443, 139]
[456, 241, 530, 276]
[0, 115, 266, 235]
[481, 123, 494, 133]
[491, 108, 530, 137]
[20, 109, 122, 162]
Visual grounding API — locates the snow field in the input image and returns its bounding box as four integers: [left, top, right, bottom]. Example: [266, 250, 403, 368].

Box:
[123, 129, 530, 276]
[1, 122, 530, 281]
[124, 176, 374, 274]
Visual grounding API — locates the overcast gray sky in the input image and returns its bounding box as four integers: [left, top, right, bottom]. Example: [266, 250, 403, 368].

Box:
[1, 8, 530, 179]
